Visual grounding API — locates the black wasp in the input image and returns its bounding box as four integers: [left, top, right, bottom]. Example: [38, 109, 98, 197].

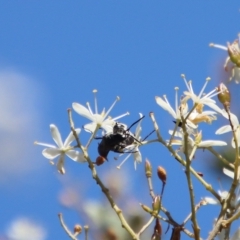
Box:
[96, 115, 145, 161]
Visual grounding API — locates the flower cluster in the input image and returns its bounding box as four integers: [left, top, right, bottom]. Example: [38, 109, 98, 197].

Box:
[34, 33, 240, 240]
[156, 75, 227, 158]
[210, 34, 240, 84]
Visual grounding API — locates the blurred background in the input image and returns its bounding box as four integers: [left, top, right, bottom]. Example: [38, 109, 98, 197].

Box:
[0, 1, 240, 239]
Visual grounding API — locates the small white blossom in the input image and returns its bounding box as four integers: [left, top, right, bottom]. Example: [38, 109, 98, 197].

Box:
[35, 124, 85, 174]
[155, 87, 197, 129]
[117, 113, 144, 170]
[182, 75, 223, 114]
[210, 35, 240, 84]
[72, 90, 129, 133]
[216, 111, 240, 148]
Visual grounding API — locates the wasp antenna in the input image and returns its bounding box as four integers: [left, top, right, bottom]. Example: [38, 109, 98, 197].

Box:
[127, 115, 145, 131]
[142, 129, 155, 141]
[94, 137, 103, 140]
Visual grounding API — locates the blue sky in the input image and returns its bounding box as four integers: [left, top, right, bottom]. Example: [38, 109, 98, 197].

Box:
[0, 1, 240, 239]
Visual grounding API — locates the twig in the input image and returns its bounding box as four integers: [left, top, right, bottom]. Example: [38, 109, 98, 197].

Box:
[181, 110, 200, 240]
[149, 112, 221, 202]
[137, 216, 155, 237]
[58, 213, 78, 240]
[84, 225, 89, 240]
[182, 199, 207, 226]
[68, 110, 138, 240]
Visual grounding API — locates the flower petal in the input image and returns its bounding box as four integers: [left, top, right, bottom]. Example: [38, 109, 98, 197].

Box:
[223, 168, 234, 179]
[57, 154, 65, 174]
[42, 148, 61, 159]
[204, 197, 219, 205]
[64, 128, 80, 147]
[199, 140, 227, 147]
[83, 122, 98, 133]
[155, 96, 177, 119]
[34, 142, 56, 148]
[66, 150, 84, 161]
[72, 103, 95, 121]
[50, 124, 63, 148]
[215, 125, 232, 135]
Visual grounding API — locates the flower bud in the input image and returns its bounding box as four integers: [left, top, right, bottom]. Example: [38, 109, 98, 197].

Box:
[217, 83, 231, 109]
[145, 159, 152, 178]
[96, 156, 106, 166]
[157, 166, 167, 184]
[74, 224, 82, 234]
[140, 203, 152, 213]
[227, 40, 240, 67]
[152, 195, 161, 214]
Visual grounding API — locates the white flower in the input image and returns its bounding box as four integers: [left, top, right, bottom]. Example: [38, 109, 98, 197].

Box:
[210, 35, 240, 84]
[72, 90, 129, 134]
[155, 87, 197, 129]
[182, 75, 223, 114]
[215, 111, 240, 148]
[117, 113, 144, 170]
[35, 124, 85, 174]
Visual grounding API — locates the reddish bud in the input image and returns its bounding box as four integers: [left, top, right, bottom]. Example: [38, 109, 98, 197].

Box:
[157, 166, 167, 184]
[74, 224, 82, 234]
[96, 156, 106, 166]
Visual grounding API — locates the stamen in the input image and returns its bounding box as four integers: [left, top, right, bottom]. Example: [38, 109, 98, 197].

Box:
[86, 102, 93, 115]
[188, 81, 194, 94]
[182, 74, 191, 93]
[93, 89, 98, 114]
[112, 112, 130, 121]
[209, 43, 228, 51]
[116, 154, 131, 169]
[163, 95, 170, 106]
[202, 88, 218, 100]
[174, 87, 179, 112]
[105, 96, 120, 118]
[198, 78, 210, 98]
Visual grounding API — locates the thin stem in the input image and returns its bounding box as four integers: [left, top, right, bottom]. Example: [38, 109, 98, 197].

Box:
[84, 226, 89, 240]
[207, 147, 234, 169]
[58, 213, 78, 240]
[147, 176, 155, 200]
[182, 199, 207, 226]
[137, 216, 155, 237]
[181, 116, 200, 240]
